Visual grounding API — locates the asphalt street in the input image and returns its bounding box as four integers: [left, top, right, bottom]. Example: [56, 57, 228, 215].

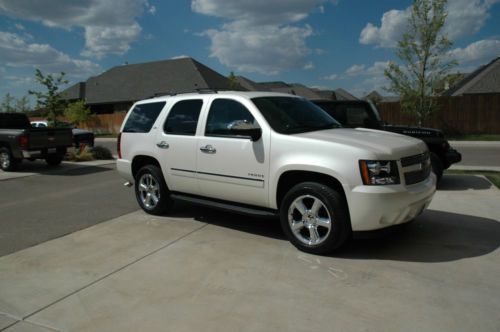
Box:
[0, 162, 137, 257]
[450, 142, 500, 167]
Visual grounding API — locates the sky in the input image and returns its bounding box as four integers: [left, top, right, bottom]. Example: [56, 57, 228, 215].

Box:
[1, 0, 499, 103]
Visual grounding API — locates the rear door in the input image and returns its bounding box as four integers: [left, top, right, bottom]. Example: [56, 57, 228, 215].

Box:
[196, 98, 269, 207]
[156, 98, 204, 195]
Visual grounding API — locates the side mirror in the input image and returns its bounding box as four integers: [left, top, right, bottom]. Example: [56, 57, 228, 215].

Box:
[227, 120, 262, 141]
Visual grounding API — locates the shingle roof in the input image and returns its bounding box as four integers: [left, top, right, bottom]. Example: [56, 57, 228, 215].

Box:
[60, 82, 85, 100]
[334, 88, 358, 101]
[444, 57, 500, 96]
[235, 77, 327, 100]
[81, 57, 232, 104]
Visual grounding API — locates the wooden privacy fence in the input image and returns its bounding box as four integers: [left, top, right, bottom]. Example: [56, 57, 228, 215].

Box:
[377, 94, 500, 135]
[31, 94, 500, 135]
[79, 112, 127, 134]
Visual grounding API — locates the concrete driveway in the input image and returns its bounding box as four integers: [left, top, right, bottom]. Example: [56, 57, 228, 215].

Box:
[0, 175, 499, 332]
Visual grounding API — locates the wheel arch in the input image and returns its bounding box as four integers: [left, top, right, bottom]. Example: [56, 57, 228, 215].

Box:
[131, 155, 162, 178]
[275, 170, 349, 212]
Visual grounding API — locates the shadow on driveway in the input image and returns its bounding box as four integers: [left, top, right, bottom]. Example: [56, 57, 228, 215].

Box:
[167, 203, 499, 263]
[438, 174, 492, 191]
[0, 160, 114, 178]
[337, 209, 500, 262]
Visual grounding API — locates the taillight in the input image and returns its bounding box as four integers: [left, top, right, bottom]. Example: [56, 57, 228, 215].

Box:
[117, 132, 122, 159]
[19, 135, 29, 149]
[442, 142, 450, 151]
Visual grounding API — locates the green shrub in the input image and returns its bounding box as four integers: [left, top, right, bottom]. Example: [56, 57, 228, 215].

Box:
[91, 146, 113, 160]
[65, 146, 94, 162]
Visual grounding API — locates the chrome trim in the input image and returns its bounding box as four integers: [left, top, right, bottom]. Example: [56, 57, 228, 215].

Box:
[200, 145, 216, 154]
[156, 141, 169, 149]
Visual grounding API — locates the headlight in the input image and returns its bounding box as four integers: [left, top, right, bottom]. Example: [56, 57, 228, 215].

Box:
[359, 160, 400, 185]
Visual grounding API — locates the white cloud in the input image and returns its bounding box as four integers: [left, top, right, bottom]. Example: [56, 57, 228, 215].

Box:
[445, 0, 499, 39]
[170, 55, 190, 60]
[192, 0, 325, 26]
[359, 8, 410, 47]
[304, 62, 315, 70]
[449, 39, 500, 64]
[360, 0, 500, 48]
[203, 23, 313, 74]
[0, 0, 154, 57]
[192, 0, 330, 74]
[345, 64, 366, 76]
[322, 74, 339, 80]
[0, 31, 100, 76]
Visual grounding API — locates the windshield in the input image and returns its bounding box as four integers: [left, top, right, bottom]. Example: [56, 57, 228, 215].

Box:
[251, 97, 341, 134]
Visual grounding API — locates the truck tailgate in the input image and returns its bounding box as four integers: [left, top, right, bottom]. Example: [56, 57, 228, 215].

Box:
[28, 128, 73, 149]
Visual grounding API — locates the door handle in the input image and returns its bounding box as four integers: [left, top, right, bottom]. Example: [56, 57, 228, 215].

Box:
[200, 145, 216, 154]
[156, 141, 169, 149]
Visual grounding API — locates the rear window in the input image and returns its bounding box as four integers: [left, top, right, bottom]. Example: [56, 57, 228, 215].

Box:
[123, 102, 165, 133]
[0, 113, 30, 129]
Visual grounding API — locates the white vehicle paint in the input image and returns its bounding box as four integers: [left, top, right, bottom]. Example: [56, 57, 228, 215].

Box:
[117, 91, 436, 254]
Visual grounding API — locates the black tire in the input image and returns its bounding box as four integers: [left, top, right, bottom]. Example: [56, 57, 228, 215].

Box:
[430, 152, 443, 183]
[280, 182, 351, 255]
[134, 165, 173, 215]
[0, 147, 19, 171]
[45, 153, 63, 166]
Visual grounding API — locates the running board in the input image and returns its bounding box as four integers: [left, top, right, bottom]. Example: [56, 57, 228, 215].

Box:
[170, 193, 278, 218]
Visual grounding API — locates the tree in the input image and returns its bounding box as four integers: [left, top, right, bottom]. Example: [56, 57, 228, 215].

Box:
[384, 0, 457, 125]
[0, 93, 16, 113]
[29, 69, 68, 123]
[15, 96, 31, 113]
[65, 100, 92, 125]
[228, 71, 243, 90]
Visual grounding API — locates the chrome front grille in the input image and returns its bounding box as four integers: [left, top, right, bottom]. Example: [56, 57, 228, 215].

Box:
[401, 152, 431, 185]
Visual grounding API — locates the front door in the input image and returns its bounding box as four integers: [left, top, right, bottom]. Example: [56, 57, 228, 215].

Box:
[196, 98, 269, 207]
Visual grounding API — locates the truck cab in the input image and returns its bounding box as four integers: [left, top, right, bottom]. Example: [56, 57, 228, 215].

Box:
[313, 100, 462, 181]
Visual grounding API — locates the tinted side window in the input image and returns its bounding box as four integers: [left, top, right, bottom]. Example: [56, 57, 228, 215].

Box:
[163, 100, 203, 135]
[123, 102, 165, 133]
[205, 99, 257, 136]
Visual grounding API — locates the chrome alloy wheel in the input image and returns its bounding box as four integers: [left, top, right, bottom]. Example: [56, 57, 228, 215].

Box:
[288, 195, 332, 246]
[0, 151, 11, 169]
[138, 173, 160, 210]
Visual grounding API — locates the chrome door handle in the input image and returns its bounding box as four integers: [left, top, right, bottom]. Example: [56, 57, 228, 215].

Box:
[156, 141, 169, 149]
[200, 145, 216, 154]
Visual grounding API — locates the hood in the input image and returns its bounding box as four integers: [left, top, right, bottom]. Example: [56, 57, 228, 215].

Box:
[383, 124, 443, 138]
[295, 128, 427, 158]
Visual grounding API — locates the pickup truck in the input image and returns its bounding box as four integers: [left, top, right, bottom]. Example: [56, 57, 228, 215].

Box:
[117, 91, 436, 254]
[313, 100, 461, 181]
[0, 113, 72, 171]
[31, 120, 95, 148]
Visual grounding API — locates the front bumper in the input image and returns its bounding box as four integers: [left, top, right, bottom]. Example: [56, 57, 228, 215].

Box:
[347, 174, 436, 231]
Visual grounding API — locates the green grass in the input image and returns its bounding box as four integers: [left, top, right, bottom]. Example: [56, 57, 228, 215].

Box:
[445, 169, 500, 188]
[447, 134, 500, 141]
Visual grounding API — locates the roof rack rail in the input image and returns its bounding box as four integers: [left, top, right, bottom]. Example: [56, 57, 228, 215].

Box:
[148, 88, 229, 99]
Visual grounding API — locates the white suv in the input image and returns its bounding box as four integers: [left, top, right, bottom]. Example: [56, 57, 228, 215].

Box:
[117, 91, 435, 254]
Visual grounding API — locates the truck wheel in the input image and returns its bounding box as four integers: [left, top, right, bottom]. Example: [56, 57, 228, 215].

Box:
[430, 153, 443, 183]
[0, 147, 18, 171]
[45, 154, 63, 166]
[135, 165, 173, 215]
[280, 182, 351, 254]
